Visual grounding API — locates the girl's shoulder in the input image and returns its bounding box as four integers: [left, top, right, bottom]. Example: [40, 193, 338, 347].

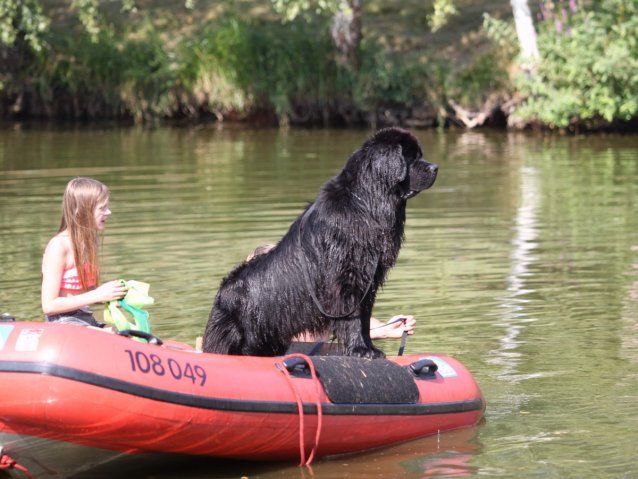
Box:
[44, 232, 72, 256]
[42, 232, 75, 280]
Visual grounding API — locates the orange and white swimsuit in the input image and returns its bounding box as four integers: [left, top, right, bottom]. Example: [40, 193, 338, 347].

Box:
[60, 264, 97, 292]
[47, 264, 100, 326]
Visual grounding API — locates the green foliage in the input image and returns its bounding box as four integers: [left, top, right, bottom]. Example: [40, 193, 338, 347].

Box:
[482, 12, 517, 50]
[516, 0, 638, 128]
[118, 25, 178, 121]
[419, 13, 514, 109]
[354, 42, 429, 108]
[182, 17, 350, 119]
[271, 0, 343, 21]
[427, 0, 458, 32]
[0, 0, 49, 52]
[450, 51, 511, 107]
[178, 22, 249, 115]
[2, 0, 636, 128]
[31, 22, 178, 121]
[71, 0, 101, 41]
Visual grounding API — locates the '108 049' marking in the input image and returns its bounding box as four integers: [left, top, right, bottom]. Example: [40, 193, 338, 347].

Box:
[124, 349, 207, 386]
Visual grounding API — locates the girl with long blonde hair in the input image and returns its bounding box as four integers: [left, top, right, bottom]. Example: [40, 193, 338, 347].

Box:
[42, 177, 127, 326]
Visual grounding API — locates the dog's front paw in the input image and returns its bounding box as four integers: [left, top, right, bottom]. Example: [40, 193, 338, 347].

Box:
[349, 345, 386, 359]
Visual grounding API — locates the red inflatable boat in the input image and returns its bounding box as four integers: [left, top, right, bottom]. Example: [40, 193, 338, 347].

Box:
[0, 321, 485, 478]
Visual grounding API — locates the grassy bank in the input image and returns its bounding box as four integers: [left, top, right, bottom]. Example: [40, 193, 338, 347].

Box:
[1, 1, 636, 132]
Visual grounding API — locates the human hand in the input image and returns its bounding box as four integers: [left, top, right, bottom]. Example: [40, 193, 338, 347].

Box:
[384, 315, 416, 338]
[95, 280, 128, 303]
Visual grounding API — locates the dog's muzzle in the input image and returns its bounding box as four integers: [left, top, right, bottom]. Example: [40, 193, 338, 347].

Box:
[403, 162, 438, 199]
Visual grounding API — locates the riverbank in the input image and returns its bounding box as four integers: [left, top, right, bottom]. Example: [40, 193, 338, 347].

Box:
[1, 1, 636, 133]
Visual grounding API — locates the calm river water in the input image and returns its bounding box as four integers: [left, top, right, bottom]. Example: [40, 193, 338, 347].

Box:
[1, 125, 637, 478]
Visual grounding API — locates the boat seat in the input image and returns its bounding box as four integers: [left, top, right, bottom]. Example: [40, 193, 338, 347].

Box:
[309, 356, 420, 404]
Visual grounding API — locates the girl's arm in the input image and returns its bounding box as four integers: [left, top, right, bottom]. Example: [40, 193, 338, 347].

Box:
[41, 237, 126, 315]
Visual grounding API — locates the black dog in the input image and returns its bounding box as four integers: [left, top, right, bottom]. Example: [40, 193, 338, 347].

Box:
[203, 127, 437, 358]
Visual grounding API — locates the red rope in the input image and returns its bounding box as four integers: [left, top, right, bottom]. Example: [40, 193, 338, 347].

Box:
[280, 359, 308, 466]
[0, 454, 35, 479]
[303, 356, 323, 465]
[279, 353, 324, 467]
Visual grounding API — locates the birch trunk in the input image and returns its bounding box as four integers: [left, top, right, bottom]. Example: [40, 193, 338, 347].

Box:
[331, 0, 362, 72]
[510, 0, 540, 62]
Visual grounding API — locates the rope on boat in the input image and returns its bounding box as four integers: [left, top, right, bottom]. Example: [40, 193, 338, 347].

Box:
[278, 353, 324, 467]
[0, 453, 34, 479]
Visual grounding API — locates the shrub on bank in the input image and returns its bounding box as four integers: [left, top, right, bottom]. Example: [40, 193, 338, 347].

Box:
[1, 20, 178, 121]
[2, 13, 447, 126]
[515, 0, 638, 129]
[180, 17, 353, 124]
[6, 1, 635, 130]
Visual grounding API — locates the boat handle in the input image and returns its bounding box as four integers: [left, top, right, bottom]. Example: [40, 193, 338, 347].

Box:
[116, 329, 164, 346]
[409, 358, 438, 377]
[282, 356, 309, 373]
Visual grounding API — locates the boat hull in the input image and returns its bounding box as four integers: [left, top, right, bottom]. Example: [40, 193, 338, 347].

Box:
[0, 322, 485, 475]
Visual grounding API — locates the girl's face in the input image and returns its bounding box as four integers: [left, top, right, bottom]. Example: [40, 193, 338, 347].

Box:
[94, 198, 111, 230]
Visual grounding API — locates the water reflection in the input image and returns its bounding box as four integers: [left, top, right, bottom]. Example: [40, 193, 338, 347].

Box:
[488, 165, 541, 383]
[621, 245, 638, 364]
[75, 427, 482, 479]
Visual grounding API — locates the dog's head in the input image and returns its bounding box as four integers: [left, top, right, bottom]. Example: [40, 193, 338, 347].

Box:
[362, 127, 438, 200]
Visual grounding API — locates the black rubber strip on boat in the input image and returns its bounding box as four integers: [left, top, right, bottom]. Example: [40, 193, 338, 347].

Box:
[0, 360, 483, 416]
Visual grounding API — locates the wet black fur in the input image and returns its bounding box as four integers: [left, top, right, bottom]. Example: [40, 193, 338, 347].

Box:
[203, 127, 438, 358]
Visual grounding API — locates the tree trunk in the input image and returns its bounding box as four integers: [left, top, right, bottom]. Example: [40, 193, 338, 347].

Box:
[510, 0, 539, 65]
[331, 0, 362, 72]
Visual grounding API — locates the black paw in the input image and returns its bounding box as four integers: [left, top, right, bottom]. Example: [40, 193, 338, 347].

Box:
[349, 345, 386, 359]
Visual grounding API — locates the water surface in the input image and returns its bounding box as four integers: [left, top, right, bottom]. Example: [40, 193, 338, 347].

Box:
[1, 125, 637, 478]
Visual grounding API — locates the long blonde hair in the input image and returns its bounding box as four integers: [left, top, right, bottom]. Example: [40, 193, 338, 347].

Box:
[58, 177, 109, 291]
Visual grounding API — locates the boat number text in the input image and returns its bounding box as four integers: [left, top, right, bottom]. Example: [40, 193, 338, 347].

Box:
[124, 350, 207, 386]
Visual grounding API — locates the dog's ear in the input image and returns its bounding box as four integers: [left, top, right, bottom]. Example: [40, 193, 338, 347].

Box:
[399, 135, 422, 166]
[369, 143, 408, 185]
